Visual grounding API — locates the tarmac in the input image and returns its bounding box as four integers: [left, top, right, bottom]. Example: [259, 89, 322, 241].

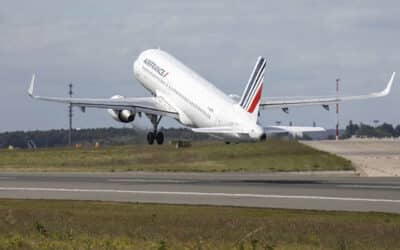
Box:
[303, 139, 400, 176]
[0, 172, 399, 213]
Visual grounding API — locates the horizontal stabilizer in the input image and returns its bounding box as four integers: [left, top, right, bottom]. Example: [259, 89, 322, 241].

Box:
[192, 126, 246, 134]
[265, 126, 325, 134]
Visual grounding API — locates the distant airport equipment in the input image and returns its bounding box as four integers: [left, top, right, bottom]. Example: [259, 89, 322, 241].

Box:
[27, 140, 37, 149]
[172, 140, 192, 148]
[27, 49, 396, 144]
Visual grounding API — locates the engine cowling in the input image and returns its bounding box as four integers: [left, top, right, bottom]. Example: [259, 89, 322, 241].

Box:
[108, 95, 136, 123]
[248, 125, 266, 141]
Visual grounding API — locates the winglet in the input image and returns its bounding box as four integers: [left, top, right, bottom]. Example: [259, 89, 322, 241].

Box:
[28, 74, 35, 97]
[379, 72, 395, 96]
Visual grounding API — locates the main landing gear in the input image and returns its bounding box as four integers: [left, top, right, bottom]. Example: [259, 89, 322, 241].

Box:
[146, 114, 164, 145]
[147, 131, 164, 145]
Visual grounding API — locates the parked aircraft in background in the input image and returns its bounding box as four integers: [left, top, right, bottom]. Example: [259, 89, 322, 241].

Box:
[28, 49, 395, 144]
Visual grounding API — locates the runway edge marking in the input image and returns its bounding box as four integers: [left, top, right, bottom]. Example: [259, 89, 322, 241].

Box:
[0, 187, 399, 204]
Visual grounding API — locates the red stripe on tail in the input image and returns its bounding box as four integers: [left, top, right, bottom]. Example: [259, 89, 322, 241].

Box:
[247, 85, 263, 113]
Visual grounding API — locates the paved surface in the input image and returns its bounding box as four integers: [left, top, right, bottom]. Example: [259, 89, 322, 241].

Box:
[0, 172, 399, 213]
[303, 139, 400, 177]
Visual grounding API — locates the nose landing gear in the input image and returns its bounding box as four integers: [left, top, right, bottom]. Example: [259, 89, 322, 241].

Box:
[146, 114, 164, 145]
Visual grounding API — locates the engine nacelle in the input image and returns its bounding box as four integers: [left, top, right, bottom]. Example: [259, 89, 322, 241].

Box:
[108, 95, 136, 123]
[248, 125, 265, 141]
[108, 109, 136, 123]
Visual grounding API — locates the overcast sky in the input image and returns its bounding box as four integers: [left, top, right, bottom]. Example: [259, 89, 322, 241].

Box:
[1, 0, 399, 132]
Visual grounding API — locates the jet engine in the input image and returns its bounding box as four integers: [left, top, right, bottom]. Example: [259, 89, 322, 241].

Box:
[108, 95, 135, 123]
[248, 125, 266, 141]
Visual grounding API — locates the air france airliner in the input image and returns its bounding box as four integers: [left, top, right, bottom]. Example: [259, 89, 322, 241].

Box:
[28, 49, 395, 144]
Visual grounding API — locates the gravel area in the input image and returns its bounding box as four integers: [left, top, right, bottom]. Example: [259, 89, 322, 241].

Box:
[303, 139, 400, 176]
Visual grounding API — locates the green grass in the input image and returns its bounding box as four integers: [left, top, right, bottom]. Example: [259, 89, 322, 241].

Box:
[0, 199, 398, 249]
[0, 140, 353, 172]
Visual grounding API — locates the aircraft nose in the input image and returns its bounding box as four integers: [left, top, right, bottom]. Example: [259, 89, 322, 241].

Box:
[133, 50, 146, 75]
[133, 59, 140, 76]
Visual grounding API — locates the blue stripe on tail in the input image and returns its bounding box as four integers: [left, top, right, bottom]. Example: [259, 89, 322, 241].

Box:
[239, 57, 266, 110]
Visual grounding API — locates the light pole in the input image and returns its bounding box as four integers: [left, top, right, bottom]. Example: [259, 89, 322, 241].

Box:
[336, 78, 340, 140]
[68, 83, 73, 146]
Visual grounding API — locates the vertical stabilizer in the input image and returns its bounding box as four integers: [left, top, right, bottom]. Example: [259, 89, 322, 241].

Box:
[239, 56, 266, 121]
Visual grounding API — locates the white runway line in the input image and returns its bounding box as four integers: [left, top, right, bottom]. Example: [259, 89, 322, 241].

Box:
[0, 187, 399, 203]
[338, 184, 400, 190]
[0, 177, 16, 180]
[107, 178, 187, 183]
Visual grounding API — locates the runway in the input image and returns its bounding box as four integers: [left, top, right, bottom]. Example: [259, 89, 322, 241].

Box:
[0, 172, 399, 213]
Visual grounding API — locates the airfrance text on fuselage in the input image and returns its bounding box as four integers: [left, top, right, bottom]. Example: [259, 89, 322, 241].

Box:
[144, 58, 169, 78]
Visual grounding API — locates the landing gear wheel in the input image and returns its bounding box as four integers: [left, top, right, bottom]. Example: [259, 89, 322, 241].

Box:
[147, 132, 155, 145]
[156, 132, 164, 145]
[146, 114, 164, 145]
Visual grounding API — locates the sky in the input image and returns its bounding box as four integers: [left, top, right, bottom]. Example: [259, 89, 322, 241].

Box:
[0, 0, 399, 132]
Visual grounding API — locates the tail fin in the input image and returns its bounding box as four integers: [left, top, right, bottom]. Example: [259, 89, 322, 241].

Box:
[239, 56, 266, 121]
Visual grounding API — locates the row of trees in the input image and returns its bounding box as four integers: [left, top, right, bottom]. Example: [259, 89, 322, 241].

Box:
[0, 127, 212, 149]
[1, 122, 398, 148]
[343, 121, 400, 138]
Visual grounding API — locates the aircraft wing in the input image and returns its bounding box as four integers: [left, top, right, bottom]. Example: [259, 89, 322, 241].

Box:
[260, 72, 395, 109]
[28, 75, 179, 118]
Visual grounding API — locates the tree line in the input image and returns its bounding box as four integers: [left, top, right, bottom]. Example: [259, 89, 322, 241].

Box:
[0, 127, 212, 149]
[1, 122, 399, 149]
[343, 121, 400, 138]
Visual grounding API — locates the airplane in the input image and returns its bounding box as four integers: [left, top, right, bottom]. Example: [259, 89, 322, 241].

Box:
[28, 49, 396, 144]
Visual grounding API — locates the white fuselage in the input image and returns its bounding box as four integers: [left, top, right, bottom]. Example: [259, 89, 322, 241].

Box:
[133, 49, 263, 139]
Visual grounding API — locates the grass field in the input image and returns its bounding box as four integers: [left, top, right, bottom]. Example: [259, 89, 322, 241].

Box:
[0, 140, 353, 172]
[0, 199, 398, 249]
